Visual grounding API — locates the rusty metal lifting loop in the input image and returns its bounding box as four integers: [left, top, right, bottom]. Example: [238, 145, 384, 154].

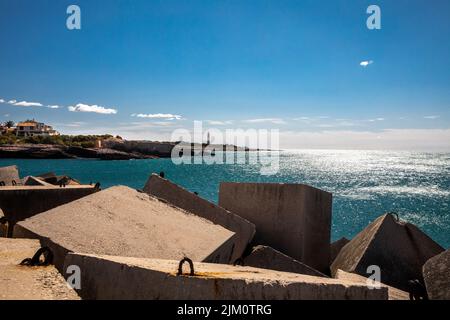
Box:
[94, 182, 101, 190]
[20, 247, 54, 267]
[177, 257, 195, 276]
[11, 180, 16, 186]
[0, 181, 5, 186]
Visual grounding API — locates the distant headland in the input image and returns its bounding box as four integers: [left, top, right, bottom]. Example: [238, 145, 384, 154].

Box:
[0, 119, 251, 160]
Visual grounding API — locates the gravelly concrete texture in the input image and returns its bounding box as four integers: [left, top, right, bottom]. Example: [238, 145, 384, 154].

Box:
[14, 186, 237, 271]
[64, 253, 389, 300]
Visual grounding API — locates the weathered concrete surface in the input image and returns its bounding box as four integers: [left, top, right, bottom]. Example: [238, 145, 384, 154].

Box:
[64, 253, 388, 300]
[14, 186, 237, 271]
[219, 182, 332, 273]
[0, 165, 21, 186]
[0, 238, 79, 300]
[334, 269, 409, 300]
[423, 249, 450, 300]
[23, 176, 53, 187]
[331, 213, 445, 292]
[243, 245, 327, 277]
[0, 185, 98, 231]
[330, 237, 350, 265]
[143, 174, 256, 262]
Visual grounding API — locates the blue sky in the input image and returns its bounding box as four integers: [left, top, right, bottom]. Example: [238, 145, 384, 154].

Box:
[1, 0, 449, 150]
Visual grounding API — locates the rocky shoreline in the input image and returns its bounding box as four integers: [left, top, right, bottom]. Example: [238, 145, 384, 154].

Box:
[0, 144, 161, 160]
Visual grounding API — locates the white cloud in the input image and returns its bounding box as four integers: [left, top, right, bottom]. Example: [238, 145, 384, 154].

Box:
[0, 99, 4, 103]
[360, 60, 374, 67]
[243, 118, 286, 125]
[293, 117, 310, 121]
[8, 100, 17, 104]
[46, 105, 60, 109]
[368, 118, 385, 122]
[207, 120, 234, 126]
[13, 101, 43, 107]
[424, 115, 440, 120]
[131, 113, 182, 120]
[68, 103, 117, 114]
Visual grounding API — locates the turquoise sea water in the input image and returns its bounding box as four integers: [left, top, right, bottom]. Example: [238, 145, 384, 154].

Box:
[1, 150, 449, 248]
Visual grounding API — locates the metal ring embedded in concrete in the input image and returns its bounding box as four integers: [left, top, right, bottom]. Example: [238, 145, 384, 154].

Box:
[177, 257, 195, 276]
[20, 247, 54, 267]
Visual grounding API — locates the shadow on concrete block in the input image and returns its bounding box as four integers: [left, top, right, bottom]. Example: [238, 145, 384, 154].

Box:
[331, 213, 444, 292]
[219, 182, 332, 273]
[243, 245, 327, 277]
[14, 186, 237, 272]
[423, 249, 450, 300]
[63, 253, 388, 300]
[143, 174, 256, 263]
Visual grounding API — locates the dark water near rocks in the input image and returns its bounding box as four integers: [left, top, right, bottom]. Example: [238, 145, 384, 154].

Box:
[2, 150, 449, 247]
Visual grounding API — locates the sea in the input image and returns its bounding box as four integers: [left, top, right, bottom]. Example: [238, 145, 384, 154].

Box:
[1, 150, 449, 248]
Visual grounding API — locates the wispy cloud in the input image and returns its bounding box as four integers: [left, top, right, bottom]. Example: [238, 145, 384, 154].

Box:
[8, 100, 17, 104]
[360, 60, 374, 67]
[13, 101, 44, 107]
[131, 113, 182, 120]
[68, 103, 117, 114]
[0, 99, 4, 103]
[367, 118, 385, 122]
[207, 120, 234, 126]
[46, 105, 61, 109]
[424, 115, 440, 120]
[243, 118, 286, 125]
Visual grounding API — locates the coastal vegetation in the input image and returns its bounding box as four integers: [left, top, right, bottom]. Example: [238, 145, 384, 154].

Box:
[0, 133, 113, 148]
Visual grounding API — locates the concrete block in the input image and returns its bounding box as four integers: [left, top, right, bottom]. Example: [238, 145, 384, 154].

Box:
[423, 249, 450, 300]
[334, 269, 409, 300]
[23, 176, 53, 186]
[0, 208, 6, 237]
[143, 174, 256, 262]
[14, 186, 237, 271]
[331, 213, 445, 292]
[63, 253, 388, 300]
[219, 182, 332, 273]
[330, 237, 350, 265]
[0, 238, 79, 300]
[0, 185, 98, 228]
[0, 165, 21, 186]
[243, 245, 327, 277]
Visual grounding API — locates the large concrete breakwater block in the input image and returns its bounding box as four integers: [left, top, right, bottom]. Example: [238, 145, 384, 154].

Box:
[143, 174, 256, 262]
[423, 249, 450, 300]
[331, 213, 445, 292]
[242, 245, 327, 277]
[334, 269, 409, 300]
[0, 238, 79, 300]
[330, 237, 350, 265]
[219, 182, 332, 273]
[0, 165, 21, 186]
[14, 186, 237, 271]
[0, 185, 98, 227]
[63, 253, 388, 300]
